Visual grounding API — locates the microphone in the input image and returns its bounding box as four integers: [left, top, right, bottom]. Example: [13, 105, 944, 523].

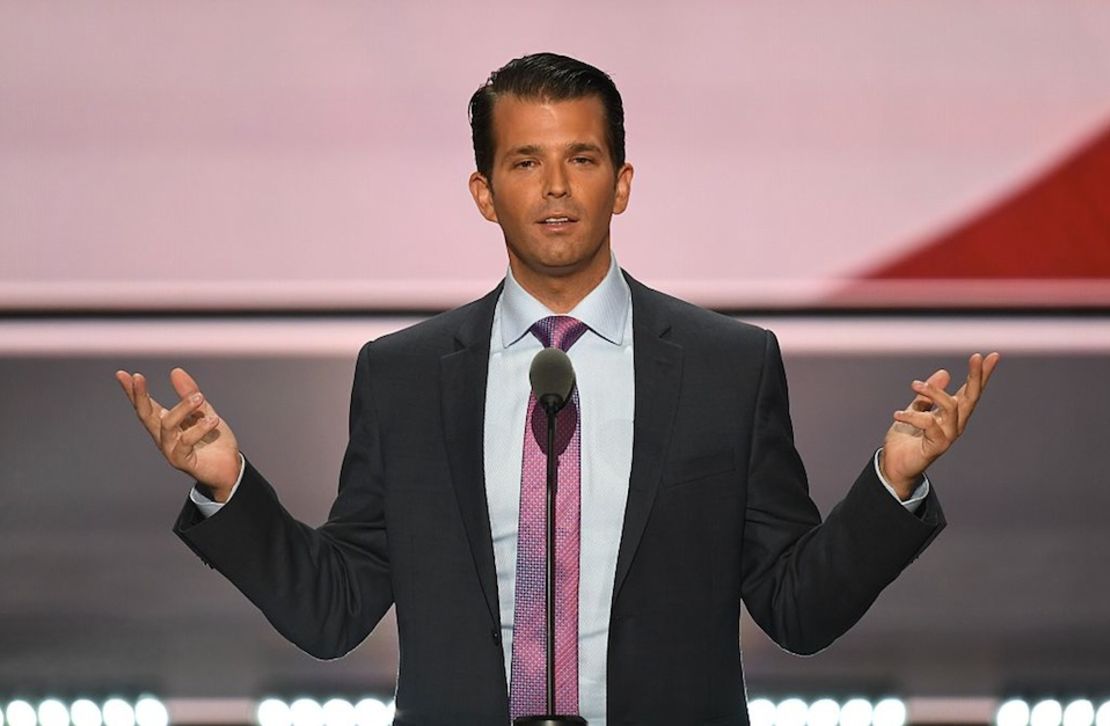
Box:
[529, 347, 576, 414]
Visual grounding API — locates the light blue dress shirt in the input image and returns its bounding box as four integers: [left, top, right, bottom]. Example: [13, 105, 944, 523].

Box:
[192, 254, 928, 725]
[484, 256, 635, 723]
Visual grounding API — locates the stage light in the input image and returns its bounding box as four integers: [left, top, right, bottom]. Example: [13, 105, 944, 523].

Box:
[1064, 700, 1095, 726]
[256, 700, 291, 726]
[352, 700, 388, 726]
[289, 700, 323, 726]
[382, 703, 394, 724]
[70, 700, 102, 726]
[37, 701, 68, 726]
[808, 699, 840, 726]
[777, 698, 810, 726]
[749, 698, 776, 726]
[101, 699, 134, 726]
[1095, 702, 1110, 726]
[873, 699, 906, 726]
[321, 700, 354, 726]
[840, 698, 874, 726]
[134, 698, 167, 726]
[1031, 701, 1063, 726]
[998, 699, 1031, 726]
[7, 701, 37, 726]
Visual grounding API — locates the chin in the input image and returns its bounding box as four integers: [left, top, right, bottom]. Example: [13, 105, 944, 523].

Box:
[539, 251, 598, 273]
[508, 235, 607, 277]
[542, 241, 604, 265]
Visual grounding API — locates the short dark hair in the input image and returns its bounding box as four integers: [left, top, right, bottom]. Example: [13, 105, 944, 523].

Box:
[468, 52, 626, 182]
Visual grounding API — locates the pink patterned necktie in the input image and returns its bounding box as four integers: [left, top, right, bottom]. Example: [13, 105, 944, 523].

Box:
[510, 315, 588, 719]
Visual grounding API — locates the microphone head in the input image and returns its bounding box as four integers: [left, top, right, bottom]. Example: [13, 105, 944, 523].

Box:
[529, 347, 576, 411]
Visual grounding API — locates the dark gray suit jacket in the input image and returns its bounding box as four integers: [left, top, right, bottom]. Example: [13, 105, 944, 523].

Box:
[175, 273, 944, 725]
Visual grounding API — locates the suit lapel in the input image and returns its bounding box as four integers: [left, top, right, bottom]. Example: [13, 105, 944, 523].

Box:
[612, 275, 684, 604]
[440, 285, 503, 629]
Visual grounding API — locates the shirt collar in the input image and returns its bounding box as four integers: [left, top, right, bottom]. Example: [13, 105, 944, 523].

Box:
[500, 253, 630, 348]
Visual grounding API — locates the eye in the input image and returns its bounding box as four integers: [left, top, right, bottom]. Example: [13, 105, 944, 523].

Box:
[571, 156, 594, 165]
[514, 159, 537, 169]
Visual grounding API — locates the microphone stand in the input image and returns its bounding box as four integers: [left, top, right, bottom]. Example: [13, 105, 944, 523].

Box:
[513, 395, 587, 726]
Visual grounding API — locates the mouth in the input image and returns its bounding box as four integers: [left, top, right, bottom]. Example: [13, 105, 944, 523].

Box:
[536, 215, 579, 230]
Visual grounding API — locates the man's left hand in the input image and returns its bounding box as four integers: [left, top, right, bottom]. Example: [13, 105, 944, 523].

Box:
[880, 351, 1001, 499]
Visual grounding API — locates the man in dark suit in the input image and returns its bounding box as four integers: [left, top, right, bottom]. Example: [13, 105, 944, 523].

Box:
[116, 53, 998, 725]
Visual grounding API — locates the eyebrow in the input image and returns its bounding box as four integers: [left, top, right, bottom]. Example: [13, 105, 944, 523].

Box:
[567, 142, 604, 155]
[505, 142, 605, 157]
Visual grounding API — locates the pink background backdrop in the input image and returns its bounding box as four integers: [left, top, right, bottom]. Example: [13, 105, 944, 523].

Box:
[4, 1, 1110, 310]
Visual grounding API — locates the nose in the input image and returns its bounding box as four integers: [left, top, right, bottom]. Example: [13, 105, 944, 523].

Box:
[543, 163, 569, 198]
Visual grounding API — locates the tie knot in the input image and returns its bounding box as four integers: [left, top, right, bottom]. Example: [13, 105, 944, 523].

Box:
[530, 315, 588, 352]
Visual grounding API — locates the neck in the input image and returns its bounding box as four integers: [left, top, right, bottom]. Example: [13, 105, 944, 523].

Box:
[509, 247, 611, 314]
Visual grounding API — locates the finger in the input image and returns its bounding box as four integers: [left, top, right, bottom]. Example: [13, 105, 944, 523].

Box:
[951, 354, 984, 433]
[963, 353, 984, 403]
[913, 373, 956, 412]
[911, 376, 958, 437]
[178, 413, 221, 449]
[981, 351, 1001, 386]
[956, 352, 1001, 432]
[893, 408, 949, 449]
[170, 367, 200, 399]
[893, 407, 939, 432]
[167, 431, 196, 470]
[924, 368, 951, 391]
[160, 389, 208, 438]
[170, 366, 218, 417]
[132, 373, 168, 437]
[115, 370, 136, 406]
[906, 368, 950, 412]
[133, 373, 162, 416]
[168, 412, 219, 469]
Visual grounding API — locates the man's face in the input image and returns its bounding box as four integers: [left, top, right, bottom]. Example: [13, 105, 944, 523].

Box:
[469, 94, 633, 286]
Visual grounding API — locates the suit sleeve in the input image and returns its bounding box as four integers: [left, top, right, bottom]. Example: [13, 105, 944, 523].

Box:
[739, 330, 945, 655]
[173, 340, 393, 659]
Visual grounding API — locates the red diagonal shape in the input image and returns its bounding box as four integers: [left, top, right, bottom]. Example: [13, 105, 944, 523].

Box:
[868, 123, 1110, 280]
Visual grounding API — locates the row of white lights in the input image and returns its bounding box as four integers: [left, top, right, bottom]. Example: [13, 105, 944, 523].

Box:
[6, 696, 1104, 726]
[996, 700, 1110, 726]
[747, 698, 906, 726]
[256, 698, 395, 726]
[0, 699, 167, 726]
[0, 698, 394, 726]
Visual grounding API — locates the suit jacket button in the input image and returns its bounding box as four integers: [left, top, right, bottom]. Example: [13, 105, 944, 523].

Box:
[491, 628, 502, 645]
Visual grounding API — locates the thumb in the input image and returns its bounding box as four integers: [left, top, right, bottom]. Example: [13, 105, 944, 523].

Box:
[171, 366, 221, 419]
[170, 367, 200, 399]
[904, 368, 949, 412]
[925, 368, 951, 390]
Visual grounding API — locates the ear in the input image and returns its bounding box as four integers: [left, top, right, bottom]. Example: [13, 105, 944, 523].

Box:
[612, 162, 634, 215]
[468, 171, 498, 223]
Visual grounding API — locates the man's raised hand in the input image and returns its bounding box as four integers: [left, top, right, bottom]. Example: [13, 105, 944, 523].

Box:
[880, 351, 1001, 500]
[115, 367, 241, 500]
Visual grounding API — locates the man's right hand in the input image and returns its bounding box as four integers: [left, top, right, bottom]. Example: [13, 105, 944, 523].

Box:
[115, 367, 241, 501]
